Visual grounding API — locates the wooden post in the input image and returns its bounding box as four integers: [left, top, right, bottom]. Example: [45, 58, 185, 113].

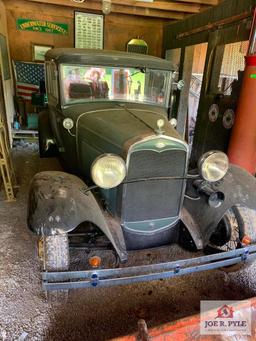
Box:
[0, 119, 16, 201]
[176, 45, 195, 137]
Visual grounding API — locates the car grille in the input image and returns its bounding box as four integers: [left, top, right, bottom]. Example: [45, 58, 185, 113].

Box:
[122, 142, 187, 223]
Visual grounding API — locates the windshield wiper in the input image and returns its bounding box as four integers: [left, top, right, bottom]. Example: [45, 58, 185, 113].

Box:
[128, 67, 146, 79]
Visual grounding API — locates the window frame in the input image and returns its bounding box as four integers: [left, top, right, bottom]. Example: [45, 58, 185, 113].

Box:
[45, 61, 59, 105]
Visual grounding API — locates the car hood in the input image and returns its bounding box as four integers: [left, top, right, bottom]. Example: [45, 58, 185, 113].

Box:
[76, 106, 183, 156]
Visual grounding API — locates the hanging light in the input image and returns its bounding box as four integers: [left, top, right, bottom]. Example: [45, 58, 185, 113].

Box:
[102, 0, 112, 15]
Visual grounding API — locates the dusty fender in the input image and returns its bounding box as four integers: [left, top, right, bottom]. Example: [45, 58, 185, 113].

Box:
[27, 171, 127, 261]
[181, 164, 256, 249]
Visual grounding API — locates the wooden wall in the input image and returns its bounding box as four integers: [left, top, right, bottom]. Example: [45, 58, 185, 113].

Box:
[4, 0, 167, 62]
[163, 0, 255, 164]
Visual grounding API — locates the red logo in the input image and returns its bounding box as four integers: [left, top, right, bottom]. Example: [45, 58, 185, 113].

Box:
[215, 305, 234, 319]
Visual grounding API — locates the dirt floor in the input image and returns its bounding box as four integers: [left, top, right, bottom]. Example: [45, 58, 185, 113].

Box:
[1, 143, 256, 341]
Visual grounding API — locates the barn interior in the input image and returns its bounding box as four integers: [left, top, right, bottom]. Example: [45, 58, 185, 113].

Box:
[0, 0, 256, 340]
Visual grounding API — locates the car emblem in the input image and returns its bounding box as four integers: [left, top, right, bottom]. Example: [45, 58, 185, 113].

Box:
[155, 141, 166, 149]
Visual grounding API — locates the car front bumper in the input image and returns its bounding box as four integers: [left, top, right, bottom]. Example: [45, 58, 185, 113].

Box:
[42, 245, 256, 291]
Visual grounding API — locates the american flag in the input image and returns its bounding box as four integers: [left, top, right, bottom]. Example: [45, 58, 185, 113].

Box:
[14, 61, 45, 101]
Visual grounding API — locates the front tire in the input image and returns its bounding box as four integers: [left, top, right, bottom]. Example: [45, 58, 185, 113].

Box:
[40, 234, 70, 301]
[44, 234, 70, 271]
[206, 205, 256, 272]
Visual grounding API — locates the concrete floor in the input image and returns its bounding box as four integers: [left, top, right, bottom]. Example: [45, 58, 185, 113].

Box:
[1, 143, 256, 341]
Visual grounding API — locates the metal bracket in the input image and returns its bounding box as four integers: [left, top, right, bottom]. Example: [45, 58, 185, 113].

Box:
[241, 248, 249, 262]
[174, 265, 180, 274]
[90, 273, 99, 287]
[137, 319, 149, 341]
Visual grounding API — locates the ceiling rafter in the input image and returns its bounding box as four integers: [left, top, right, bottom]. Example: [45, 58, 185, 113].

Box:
[101, 0, 201, 14]
[4, 0, 220, 19]
[8, 0, 184, 19]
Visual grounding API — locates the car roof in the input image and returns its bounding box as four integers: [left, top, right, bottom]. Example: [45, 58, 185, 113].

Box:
[45, 48, 174, 71]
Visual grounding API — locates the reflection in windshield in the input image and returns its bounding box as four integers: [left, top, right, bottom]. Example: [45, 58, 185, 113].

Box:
[61, 65, 171, 106]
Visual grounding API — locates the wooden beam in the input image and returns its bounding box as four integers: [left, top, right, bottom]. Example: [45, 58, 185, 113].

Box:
[162, 0, 218, 5]
[176, 45, 194, 137]
[107, 0, 201, 13]
[10, 0, 185, 19]
[176, 11, 251, 38]
[112, 4, 185, 18]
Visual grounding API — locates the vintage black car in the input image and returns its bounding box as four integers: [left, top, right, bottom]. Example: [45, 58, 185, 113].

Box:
[28, 48, 256, 291]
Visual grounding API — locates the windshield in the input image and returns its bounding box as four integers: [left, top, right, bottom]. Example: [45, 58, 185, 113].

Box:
[60, 64, 171, 107]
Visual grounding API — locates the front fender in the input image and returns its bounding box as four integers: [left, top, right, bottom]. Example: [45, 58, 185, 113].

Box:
[182, 164, 256, 248]
[27, 171, 127, 261]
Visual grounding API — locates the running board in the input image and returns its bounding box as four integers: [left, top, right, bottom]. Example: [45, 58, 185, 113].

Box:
[42, 246, 256, 291]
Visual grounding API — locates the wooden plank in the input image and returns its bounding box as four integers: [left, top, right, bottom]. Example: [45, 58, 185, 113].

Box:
[18, 0, 185, 19]
[163, 0, 218, 5]
[0, 122, 16, 202]
[106, 0, 201, 13]
[176, 45, 195, 137]
[176, 11, 251, 39]
[112, 5, 185, 19]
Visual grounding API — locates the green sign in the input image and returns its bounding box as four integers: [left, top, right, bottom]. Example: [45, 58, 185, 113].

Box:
[250, 74, 256, 79]
[17, 18, 68, 35]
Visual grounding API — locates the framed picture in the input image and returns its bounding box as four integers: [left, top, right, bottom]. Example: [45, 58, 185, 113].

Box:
[75, 12, 104, 49]
[32, 44, 53, 62]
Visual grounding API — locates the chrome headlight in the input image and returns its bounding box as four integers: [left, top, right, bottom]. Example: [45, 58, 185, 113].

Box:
[63, 118, 74, 130]
[91, 154, 126, 189]
[198, 151, 229, 182]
